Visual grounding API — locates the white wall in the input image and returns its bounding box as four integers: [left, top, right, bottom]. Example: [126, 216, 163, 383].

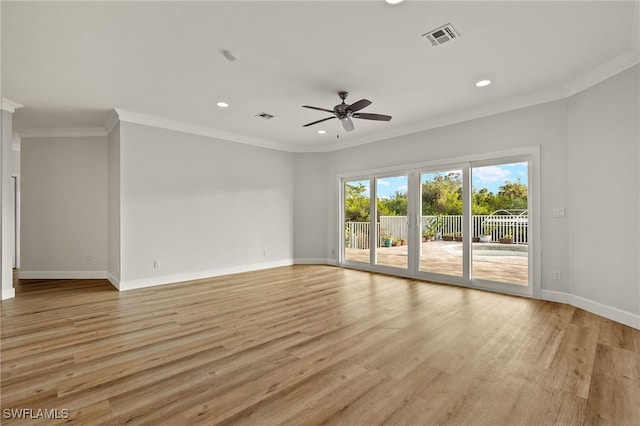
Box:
[294, 99, 569, 292]
[118, 122, 294, 289]
[293, 153, 328, 263]
[20, 136, 108, 278]
[293, 65, 640, 328]
[108, 123, 121, 285]
[567, 65, 640, 317]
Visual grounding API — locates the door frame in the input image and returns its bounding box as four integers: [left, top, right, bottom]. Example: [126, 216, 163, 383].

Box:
[338, 146, 540, 298]
[11, 174, 20, 269]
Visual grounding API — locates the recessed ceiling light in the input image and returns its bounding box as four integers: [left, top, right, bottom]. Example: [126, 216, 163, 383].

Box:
[475, 79, 492, 87]
[385, 0, 404, 4]
[318, 130, 327, 134]
[216, 101, 229, 108]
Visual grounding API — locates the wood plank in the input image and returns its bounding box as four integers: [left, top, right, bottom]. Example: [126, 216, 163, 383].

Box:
[1, 265, 638, 424]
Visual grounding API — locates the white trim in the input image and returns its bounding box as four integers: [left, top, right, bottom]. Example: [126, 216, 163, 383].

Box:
[18, 270, 109, 280]
[103, 110, 119, 135]
[1, 98, 23, 113]
[18, 128, 107, 138]
[336, 146, 540, 181]
[6, 48, 638, 154]
[294, 258, 331, 265]
[118, 259, 294, 291]
[11, 174, 20, 270]
[563, 49, 640, 97]
[569, 294, 640, 330]
[322, 89, 566, 153]
[541, 290, 639, 330]
[107, 273, 120, 290]
[1, 288, 16, 300]
[114, 109, 291, 153]
[12, 133, 21, 152]
[337, 147, 541, 300]
[540, 289, 570, 304]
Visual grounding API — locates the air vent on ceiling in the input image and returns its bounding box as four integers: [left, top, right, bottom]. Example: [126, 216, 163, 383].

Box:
[255, 112, 275, 120]
[422, 23, 459, 47]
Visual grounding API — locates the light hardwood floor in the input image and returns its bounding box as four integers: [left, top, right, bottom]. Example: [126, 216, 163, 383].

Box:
[1, 265, 639, 425]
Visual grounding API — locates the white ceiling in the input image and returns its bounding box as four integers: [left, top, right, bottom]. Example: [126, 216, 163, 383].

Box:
[3, 1, 639, 152]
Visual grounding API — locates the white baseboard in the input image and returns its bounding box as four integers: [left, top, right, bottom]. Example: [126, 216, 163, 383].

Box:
[118, 259, 294, 291]
[1, 287, 16, 300]
[541, 289, 639, 330]
[19, 270, 108, 280]
[540, 290, 570, 304]
[107, 273, 120, 290]
[569, 294, 640, 330]
[294, 258, 331, 265]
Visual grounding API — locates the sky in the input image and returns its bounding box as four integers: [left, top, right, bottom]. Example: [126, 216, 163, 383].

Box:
[471, 162, 528, 193]
[349, 162, 528, 198]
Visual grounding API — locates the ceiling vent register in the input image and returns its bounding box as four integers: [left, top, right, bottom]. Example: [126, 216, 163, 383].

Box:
[256, 112, 275, 120]
[422, 23, 460, 46]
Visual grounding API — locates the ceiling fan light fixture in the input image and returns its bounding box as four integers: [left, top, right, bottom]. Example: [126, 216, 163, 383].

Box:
[475, 79, 492, 87]
[385, 0, 404, 4]
[216, 101, 229, 108]
[302, 91, 392, 132]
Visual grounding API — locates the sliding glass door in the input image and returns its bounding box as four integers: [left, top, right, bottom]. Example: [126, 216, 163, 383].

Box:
[340, 153, 534, 296]
[343, 179, 371, 264]
[471, 162, 529, 286]
[375, 175, 408, 270]
[419, 170, 463, 278]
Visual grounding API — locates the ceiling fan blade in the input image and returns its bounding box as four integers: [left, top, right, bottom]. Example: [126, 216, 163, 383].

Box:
[303, 116, 336, 127]
[352, 113, 392, 121]
[302, 105, 334, 113]
[342, 117, 355, 132]
[347, 99, 372, 113]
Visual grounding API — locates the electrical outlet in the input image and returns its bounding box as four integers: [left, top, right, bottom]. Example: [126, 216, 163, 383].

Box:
[553, 270, 562, 280]
[86, 254, 93, 264]
[153, 260, 160, 269]
[553, 208, 566, 218]
[330, 248, 335, 255]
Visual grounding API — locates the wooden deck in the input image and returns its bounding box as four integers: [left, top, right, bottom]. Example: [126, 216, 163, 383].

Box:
[2, 265, 638, 424]
[346, 241, 528, 285]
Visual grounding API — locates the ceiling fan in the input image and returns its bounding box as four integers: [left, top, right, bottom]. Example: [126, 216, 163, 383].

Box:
[302, 91, 392, 132]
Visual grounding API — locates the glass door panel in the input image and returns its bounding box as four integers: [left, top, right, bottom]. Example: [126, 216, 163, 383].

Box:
[471, 162, 529, 285]
[375, 175, 408, 269]
[419, 170, 463, 277]
[343, 179, 371, 264]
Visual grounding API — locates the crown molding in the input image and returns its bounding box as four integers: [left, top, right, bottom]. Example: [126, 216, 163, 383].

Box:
[319, 87, 567, 153]
[563, 49, 640, 97]
[18, 127, 107, 138]
[1, 98, 24, 113]
[103, 109, 119, 134]
[114, 109, 292, 152]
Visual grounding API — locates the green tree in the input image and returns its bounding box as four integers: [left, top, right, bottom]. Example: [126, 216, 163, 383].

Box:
[495, 179, 527, 210]
[345, 183, 370, 222]
[378, 190, 408, 216]
[472, 188, 496, 214]
[421, 172, 463, 215]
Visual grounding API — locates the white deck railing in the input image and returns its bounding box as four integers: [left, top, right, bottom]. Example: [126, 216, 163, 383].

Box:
[345, 215, 528, 249]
